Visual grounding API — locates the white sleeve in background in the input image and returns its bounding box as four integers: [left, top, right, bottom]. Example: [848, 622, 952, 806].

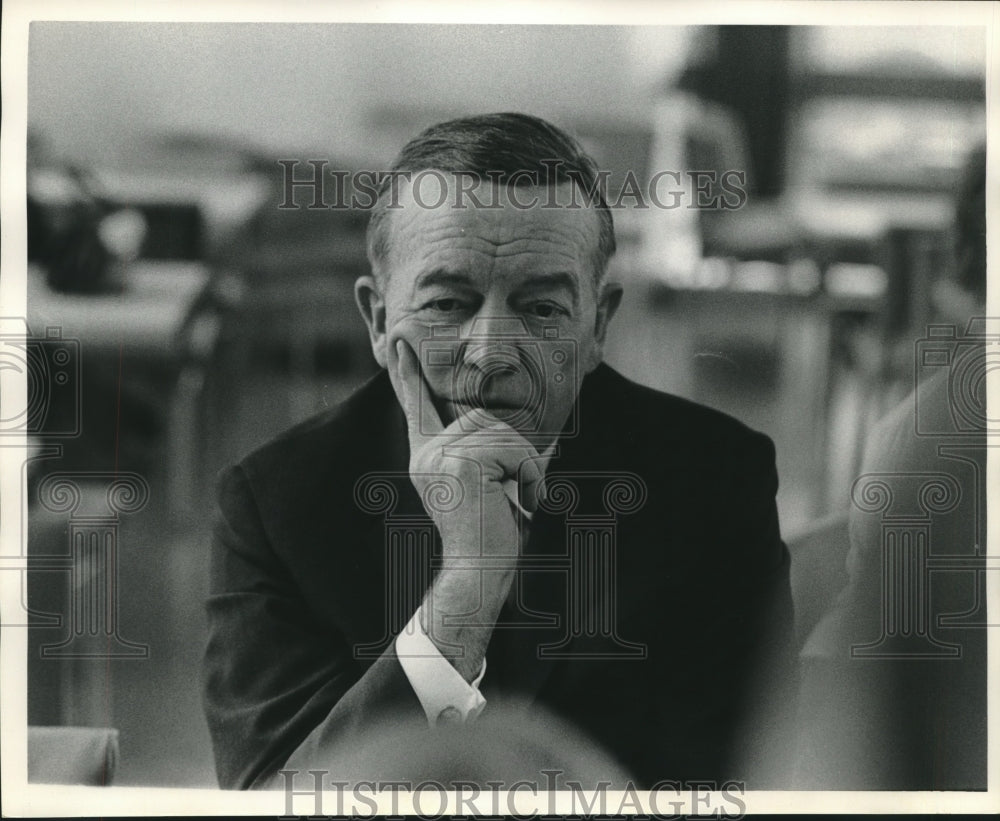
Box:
[395, 605, 487, 725]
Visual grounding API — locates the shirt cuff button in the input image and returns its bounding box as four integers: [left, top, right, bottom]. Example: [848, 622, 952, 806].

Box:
[437, 706, 462, 725]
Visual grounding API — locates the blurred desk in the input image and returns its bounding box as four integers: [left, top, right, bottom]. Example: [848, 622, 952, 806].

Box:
[27, 261, 219, 524]
[790, 190, 953, 243]
[27, 261, 210, 354]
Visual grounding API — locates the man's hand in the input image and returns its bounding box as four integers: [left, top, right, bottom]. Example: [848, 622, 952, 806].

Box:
[393, 338, 544, 681]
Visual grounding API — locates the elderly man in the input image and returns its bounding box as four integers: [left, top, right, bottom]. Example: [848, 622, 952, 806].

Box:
[202, 113, 796, 790]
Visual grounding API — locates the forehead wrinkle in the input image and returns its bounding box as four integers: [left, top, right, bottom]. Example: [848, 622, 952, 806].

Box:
[397, 193, 597, 236]
[416, 244, 587, 283]
[500, 216, 599, 266]
[404, 225, 590, 264]
[435, 220, 594, 263]
[488, 245, 584, 268]
[385, 189, 603, 291]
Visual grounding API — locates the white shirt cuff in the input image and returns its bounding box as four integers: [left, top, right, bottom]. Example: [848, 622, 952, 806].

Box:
[396, 605, 487, 726]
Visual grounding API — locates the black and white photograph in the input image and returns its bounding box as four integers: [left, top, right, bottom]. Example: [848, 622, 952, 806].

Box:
[1, 1, 996, 816]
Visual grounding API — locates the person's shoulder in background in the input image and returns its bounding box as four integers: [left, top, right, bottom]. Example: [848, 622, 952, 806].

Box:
[859, 367, 953, 475]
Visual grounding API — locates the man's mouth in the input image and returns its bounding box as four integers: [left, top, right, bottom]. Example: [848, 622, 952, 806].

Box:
[446, 398, 529, 414]
[442, 397, 538, 425]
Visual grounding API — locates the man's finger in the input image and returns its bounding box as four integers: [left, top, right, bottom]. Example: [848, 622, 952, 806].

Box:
[475, 421, 546, 514]
[445, 418, 546, 513]
[516, 456, 547, 514]
[395, 338, 444, 441]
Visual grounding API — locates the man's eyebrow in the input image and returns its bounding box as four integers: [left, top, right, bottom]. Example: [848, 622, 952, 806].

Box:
[515, 272, 580, 302]
[414, 268, 475, 290]
[414, 268, 581, 303]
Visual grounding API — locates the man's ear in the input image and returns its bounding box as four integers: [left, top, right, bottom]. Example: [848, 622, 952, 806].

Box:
[585, 280, 623, 371]
[355, 275, 388, 368]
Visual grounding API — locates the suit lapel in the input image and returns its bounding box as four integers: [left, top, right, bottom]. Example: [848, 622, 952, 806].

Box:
[486, 377, 613, 704]
[487, 502, 568, 702]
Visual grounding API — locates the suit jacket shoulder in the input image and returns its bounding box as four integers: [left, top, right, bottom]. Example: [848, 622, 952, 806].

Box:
[578, 363, 775, 458]
[571, 366, 779, 530]
[225, 370, 407, 558]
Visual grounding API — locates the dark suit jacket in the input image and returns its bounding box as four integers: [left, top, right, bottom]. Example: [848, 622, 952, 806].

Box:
[202, 363, 796, 789]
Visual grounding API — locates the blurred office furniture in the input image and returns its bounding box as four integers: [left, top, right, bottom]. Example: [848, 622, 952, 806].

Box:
[223, 155, 377, 442]
[26, 130, 272, 509]
[88, 132, 272, 262]
[785, 26, 984, 338]
[658, 30, 988, 786]
[26, 132, 384, 784]
[25, 260, 225, 775]
[671, 26, 797, 264]
[25, 143, 256, 784]
[27, 491, 215, 784]
[781, 26, 984, 512]
[598, 34, 822, 525]
[27, 164, 121, 294]
[26, 261, 221, 522]
[28, 726, 119, 786]
[28, 132, 269, 286]
[673, 26, 792, 197]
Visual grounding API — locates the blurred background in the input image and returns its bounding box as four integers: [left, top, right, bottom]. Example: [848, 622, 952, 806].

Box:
[22, 23, 986, 787]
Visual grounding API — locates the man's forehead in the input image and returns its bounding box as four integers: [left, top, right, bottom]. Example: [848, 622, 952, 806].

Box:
[387, 176, 601, 257]
[394, 175, 586, 206]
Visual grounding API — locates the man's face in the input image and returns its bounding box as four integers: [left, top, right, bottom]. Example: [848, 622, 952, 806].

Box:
[356, 177, 621, 446]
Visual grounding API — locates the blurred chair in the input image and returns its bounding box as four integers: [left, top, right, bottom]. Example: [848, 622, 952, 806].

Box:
[28, 726, 119, 785]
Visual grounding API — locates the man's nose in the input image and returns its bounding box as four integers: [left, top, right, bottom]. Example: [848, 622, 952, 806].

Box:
[461, 315, 530, 372]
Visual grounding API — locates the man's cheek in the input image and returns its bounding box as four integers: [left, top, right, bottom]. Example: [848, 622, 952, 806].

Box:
[388, 320, 455, 400]
[386, 318, 435, 366]
[575, 335, 602, 375]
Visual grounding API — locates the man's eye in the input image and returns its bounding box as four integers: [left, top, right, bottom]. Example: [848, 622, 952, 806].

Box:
[525, 302, 562, 318]
[427, 298, 463, 313]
